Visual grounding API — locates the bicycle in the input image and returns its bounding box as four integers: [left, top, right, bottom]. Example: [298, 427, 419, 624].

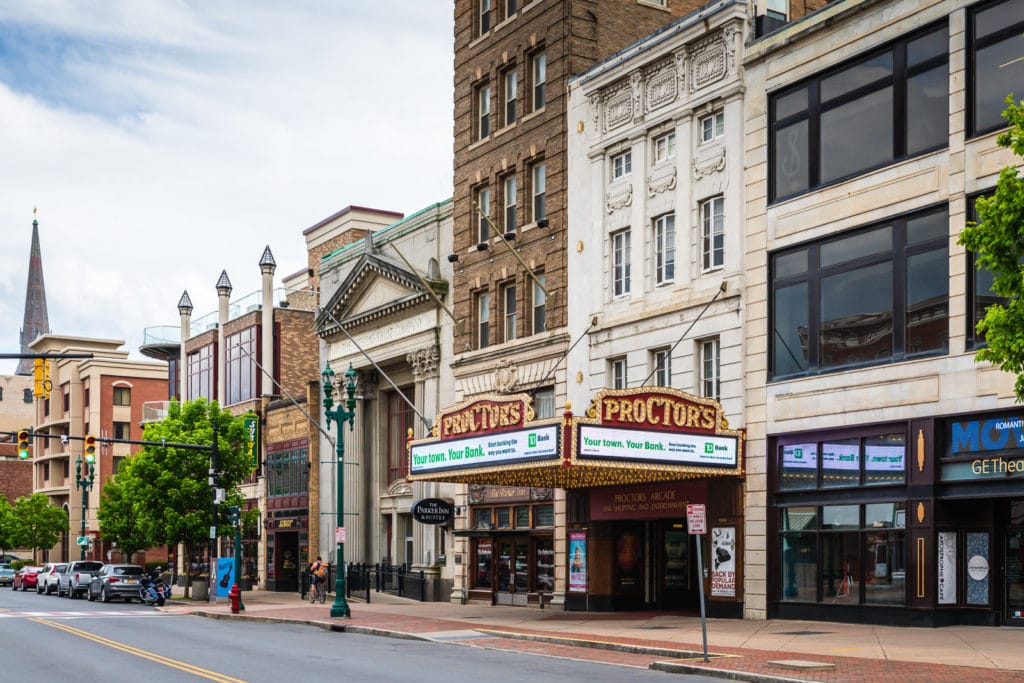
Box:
[310, 576, 326, 604]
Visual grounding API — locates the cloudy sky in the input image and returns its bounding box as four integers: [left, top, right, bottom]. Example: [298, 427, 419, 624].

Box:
[0, 1, 454, 375]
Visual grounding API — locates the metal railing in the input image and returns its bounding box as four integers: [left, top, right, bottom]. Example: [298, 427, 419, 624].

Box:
[345, 563, 426, 602]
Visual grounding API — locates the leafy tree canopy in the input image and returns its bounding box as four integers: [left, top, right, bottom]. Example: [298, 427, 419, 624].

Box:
[10, 493, 69, 554]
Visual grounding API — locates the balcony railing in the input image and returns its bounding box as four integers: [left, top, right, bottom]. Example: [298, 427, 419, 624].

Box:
[142, 401, 171, 424]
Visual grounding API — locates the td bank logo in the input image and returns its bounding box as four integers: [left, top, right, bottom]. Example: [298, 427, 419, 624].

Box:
[704, 442, 714, 454]
[528, 433, 537, 447]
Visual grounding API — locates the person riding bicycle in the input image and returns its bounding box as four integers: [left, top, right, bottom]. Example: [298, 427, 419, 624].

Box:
[310, 556, 326, 599]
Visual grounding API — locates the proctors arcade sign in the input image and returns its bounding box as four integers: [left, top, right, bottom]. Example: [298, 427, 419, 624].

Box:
[406, 388, 744, 489]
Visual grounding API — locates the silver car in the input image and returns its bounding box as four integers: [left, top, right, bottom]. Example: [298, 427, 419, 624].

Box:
[87, 564, 145, 603]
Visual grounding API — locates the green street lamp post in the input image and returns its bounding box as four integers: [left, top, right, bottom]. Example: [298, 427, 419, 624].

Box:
[74, 453, 96, 561]
[321, 361, 357, 618]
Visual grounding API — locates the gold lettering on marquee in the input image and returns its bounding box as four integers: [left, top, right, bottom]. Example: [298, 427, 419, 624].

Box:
[600, 395, 715, 430]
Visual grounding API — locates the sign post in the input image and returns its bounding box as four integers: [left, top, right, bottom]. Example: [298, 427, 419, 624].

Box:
[687, 503, 709, 663]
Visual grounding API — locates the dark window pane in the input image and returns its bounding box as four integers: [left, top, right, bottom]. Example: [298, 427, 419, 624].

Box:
[865, 433, 906, 485]
[822, 439, 860, 488]
[976, 0, 1024, 40]
[781, 444, 817, 490]
[821, 531, 859, 603]
[820, 262, 893, 369]
[775, 86, 808, 119]
[974, 263, 1001, 342]
[820, 226, 891, 267]
[907, 66, 948, 154]
[774, 249, 807, 279]
[781, 533, 817, 601]
[864, 530, 906, 605]
[820, 87, 894, 182]
[975, 38, 1024, 132]
[906, 209, 946, 244]
[774, 120, 809, 198]
[906, 248, 949, 355]
[907, 28, 947, 67]
[781, 506, 818, 530]
[823, 505, 859, 529]
[865, 502, 904, 528]
[774, 282, 809, 376]
[821, 52, 893, 102]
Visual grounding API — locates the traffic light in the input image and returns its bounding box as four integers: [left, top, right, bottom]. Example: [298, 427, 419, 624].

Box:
[227, 505, 241, 526]
[17, 430, 30, 460]
[84, 434, 97, 464]
[33, 359, 44, 398]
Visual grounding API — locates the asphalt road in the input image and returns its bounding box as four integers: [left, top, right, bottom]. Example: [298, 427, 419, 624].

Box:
[1, 588, 718, 682]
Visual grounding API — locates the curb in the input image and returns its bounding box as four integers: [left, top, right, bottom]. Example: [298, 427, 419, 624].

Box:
[191, 609, 434, 643]
[650, 660, 817, 683]
[473, 628, 708, 659]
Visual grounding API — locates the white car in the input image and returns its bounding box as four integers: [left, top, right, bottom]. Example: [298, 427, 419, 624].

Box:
[37, 562, 66, 595]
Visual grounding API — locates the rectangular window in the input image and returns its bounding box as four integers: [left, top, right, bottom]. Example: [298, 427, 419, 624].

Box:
[653, 132, 676, 162]
[609, 357, 627, 389]
[505, 0, 518, 19]
[654, 213, 675, 285]
[532, 274, 546, 334]
[970, 0, 1024, 135]
[612, 229, 631, 296]
[532, 387, 555, 418]
[770, 205, 949, 379]
[476, 185, 491, 243]
[387, 388, 414, 484]
[267, 447, 309, 497]
[502, 281, 517, 342]
[530, 50, 546, 111]
[187, 344, 214, 401]
[476, 83, 491, 140]
[967, 192, 1005, 349]
[779, 433, 906, 491]
[700, 112, 724, 143]
[112, 387, 131, 406]
[701, 197, 724, 271]
[225, 326, 257, 405]
[611, 150, 632, 180]
[113, 456, 126, 474]
[770, 22, 948, 201]
[652, 348, 672, 387]
[531, 162, 546, 222]
[503, 175, 517, 232]
[700, 338, 720, 401]
[477, 291, 491, 349]
[503, 68, 517, 126]
[113, 421, 130, 440]
[479, 0, 492, 35]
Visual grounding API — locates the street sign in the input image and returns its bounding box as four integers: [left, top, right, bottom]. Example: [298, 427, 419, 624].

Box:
[76, 536, 89, 546]
[335, 526, 346, 543]
[686, 504, 706, 535]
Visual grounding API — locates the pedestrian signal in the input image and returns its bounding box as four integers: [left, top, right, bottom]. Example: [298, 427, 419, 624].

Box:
[17, 430, 30, 459]
[84, 434, 97, 464]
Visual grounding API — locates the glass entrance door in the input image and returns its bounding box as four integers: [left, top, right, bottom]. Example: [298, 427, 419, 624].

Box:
[1006, 529, 1024, 623]
[657, 521, 692, 610]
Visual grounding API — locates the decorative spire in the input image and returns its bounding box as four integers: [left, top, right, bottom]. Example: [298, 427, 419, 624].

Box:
[259, 245, 276, 268]
[178, 290, 194, 315]
[16, 210, 50, 375]
[216, 270, 232, 296]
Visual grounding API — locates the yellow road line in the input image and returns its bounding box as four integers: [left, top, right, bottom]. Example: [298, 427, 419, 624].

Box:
[31, 618, 247, 683]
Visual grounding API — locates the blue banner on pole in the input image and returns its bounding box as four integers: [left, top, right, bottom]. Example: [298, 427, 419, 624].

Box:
[216, 558, 234, 597]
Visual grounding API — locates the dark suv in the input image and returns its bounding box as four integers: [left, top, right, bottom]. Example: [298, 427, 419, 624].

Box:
[87, 564, 145, 603]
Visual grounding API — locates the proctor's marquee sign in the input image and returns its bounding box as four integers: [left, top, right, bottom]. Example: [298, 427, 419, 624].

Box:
[406, 388, 744, 489]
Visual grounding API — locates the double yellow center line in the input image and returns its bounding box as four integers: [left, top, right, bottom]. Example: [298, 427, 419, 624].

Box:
[31, 618, 247, 682]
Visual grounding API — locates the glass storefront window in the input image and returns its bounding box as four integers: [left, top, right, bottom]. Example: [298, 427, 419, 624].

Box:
[822, 505, 859, 529]
[515, 506, 530, 528]
[781, 506, 818, 531]
[865, 433, 905, 485]
[497, 508, 512, 529]
[864, 530, 906, 604]
[536, 538, 554, 592]
[780, 432, 905, 490]
[865, 502, 905, 528]
[535, 504, 554, 527]
[476, 539, 492, 589]
[474, 508, 493, 530]
[821, 531, 859, 603]
[781, 443, 818, 490]
[821, 439, 859, 488]
[781, 532, 816, 601]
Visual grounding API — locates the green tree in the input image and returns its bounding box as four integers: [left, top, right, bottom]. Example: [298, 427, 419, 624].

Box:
[96, 466, 151, 564]
[960, 95, 1024, 400]
[130, 398, 249, 597]
[10, 493, 69, 556]
[0, 494, 15, 558]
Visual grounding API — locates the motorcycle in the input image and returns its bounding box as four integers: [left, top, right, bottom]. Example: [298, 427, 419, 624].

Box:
[139, 567, 168, 606]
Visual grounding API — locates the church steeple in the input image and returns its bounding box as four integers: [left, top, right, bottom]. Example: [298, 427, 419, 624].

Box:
[16, 209, 50, 375]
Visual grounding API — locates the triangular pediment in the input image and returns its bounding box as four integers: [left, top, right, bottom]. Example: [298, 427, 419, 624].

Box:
[348, 276, 417, 317]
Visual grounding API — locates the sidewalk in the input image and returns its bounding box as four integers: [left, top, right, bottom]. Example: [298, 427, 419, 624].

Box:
[164, 590, 1024, 683]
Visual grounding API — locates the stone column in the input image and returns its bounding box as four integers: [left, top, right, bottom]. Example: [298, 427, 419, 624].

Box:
[216, 271, 232, 404]
[177, 291, 193, 402]
[259, 247, 276, 391]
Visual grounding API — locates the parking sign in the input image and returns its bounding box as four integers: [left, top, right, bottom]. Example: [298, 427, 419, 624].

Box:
[686, 504, 706, 535]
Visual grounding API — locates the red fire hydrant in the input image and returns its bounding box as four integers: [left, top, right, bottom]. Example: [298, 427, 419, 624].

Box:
[229, 583, 241, 614]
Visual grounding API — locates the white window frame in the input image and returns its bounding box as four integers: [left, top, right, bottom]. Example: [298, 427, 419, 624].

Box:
[609, 357, 627, 390]
[701, 196, 724, 271]
[503, 69, 517, 126]
[531, 50, 546, 111]
[654, 213, 675, 285]
[651, 348, 672, 387]
[531, 162, 546, 222]
[532, 274, 546, 334]
[478, 292, 490, 348]
[700, 111, 725, 143]
[653, 132, 676, 163]
[478, 84, 491, 139]
[504, 175, 517, 232]
[476, 186, 491, 243]
[700, 337, 721, 401]
[611, 150, 632, 180]
[480, 0, 492, 34]
[612, 229, 631, 297]
[502, 281, 517, 342]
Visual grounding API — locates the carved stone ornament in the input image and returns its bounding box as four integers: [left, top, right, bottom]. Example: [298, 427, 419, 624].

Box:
[693, 148, 726, 180]
[630, 71, 643, 124]
[387, 481, 413, 497]
[647, 167, 677, 197]
[606, 185, 633, 214]
[358, 370, 380, 401]
[407, 345, 440, 380]
[494, 360, 519, 392]
[530, 488, 553, 502]
[588, 92, 602, 128]
[690, 32, 728, 93]
[673, 48, 687, 93]
[604, 85, 633, 132]
[644, 59, 678, 114]
[468, 483, 486, 504]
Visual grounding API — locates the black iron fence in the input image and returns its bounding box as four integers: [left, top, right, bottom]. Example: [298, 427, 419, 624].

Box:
[346, 563, 426, 602]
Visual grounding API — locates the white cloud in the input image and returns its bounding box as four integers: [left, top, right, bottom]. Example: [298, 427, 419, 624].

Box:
[0, 1, 454, 374]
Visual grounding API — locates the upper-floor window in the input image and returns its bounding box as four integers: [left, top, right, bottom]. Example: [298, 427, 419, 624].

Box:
[267, 447, 309, 497]
[611, 150, 632, 180]
[700, 111, 724, 143]
[770, 22, 948, 201]
[609, 357, 627, 389]
[501, 281, 518, 342]
[479, 0, 492, 35]
[966, 191, 1005, 349]
[532, 386, 555, 419]
[502, 68, 518, 126]
[654, 213, 675, 285]
[505, 0, 519, 19]
[770, 205, 949, 379]
[477, 291, 491, 349]
[970, 0, 1024, 135]
[187, 344, 214, 401]
[532, 274, 547, 334]
[476, 83, 491, 140]
[530, 50, 546, 111]
[226, 326, 257, 405]
[62, 389, 70, 413]
[701, 197, 724, 271]
[653, 132, 676, 162]
[113, 421, 131, 440]
[476, 185, 491, 243]
[531, 161, 546, 222]
[700, 338, 721, 402]
[651, 348, 672, 387]
[612, 229, 631, 297]
[386, 388, 414, 484]
[503, 175, 517, 232]
[112, 386, 131, 406]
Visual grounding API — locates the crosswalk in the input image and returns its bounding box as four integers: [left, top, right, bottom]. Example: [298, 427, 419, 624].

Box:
[0, 610, 174, 619]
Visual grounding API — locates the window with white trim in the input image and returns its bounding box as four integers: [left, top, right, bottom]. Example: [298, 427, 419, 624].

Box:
[651, 348, 672, 387]
[531, 274, 546, 334]
[700, 337, 721, 401]
[612, 229, 631, 297]
[476, 83, 491, 140]
[477, 291, 491, 349]
[611, 150, 632, 180]
[700, 111, 724, 143]
[531, 161, 546, 222]
[503, 175, 517, 232]
[701, 196, 725, 271]
[476, 185, 491, 243]
[609, 357, 627, 389]
[654, 213, 675, 285]
[501, 281, 517, 342]
[653, 132, 676, 162]
[530, 50, 546, 111]
[502, 68, 517, 126]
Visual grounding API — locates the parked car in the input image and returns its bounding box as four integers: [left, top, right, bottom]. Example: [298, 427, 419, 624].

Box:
[37, 562, 67, 595]
[60, 560, 104, 599]
[0, 563, 14, 587]
[87, 564, 145, 603]
[0, 554, 22, 564]
[12, 565, 42, 591]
